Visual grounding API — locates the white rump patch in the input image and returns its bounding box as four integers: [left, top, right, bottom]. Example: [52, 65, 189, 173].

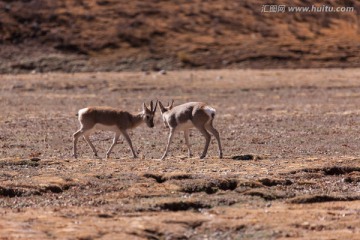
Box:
[78, 108, 89, 116]
[203, 106, 216, 118]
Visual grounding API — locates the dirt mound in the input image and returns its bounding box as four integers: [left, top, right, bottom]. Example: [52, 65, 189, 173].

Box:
[0, 0, 359, 73]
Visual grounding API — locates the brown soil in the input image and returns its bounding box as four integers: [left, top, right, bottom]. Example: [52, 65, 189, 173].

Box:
[1, 69, 360, 239]
[0, 0, 360, 73]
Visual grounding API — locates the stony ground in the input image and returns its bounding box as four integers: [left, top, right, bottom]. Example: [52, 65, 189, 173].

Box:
[0, 69, 360, 239]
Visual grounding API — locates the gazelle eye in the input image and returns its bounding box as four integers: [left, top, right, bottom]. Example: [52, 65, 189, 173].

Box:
[146, 116, 150, 119]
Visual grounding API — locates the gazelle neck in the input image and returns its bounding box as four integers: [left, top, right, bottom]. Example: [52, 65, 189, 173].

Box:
[130, 112, 145, 128]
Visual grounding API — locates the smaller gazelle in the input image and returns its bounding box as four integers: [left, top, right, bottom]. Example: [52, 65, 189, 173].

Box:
[158, 100, 222, 160]
[73, 101, 157, 159]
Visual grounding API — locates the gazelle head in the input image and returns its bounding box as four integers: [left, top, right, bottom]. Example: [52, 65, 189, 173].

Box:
[143, 100, 158, 128]
[158, 100, 174, 128]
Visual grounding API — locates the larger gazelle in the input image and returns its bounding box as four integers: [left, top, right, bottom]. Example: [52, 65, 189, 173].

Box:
[158, 100, 223, 160]
[73, 101, 157, 159]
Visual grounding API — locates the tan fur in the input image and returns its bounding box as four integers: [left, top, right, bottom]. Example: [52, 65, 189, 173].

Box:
[73, 101, 157, 159]
[159, 101, 222, 160]
[78, 107, 144, 130]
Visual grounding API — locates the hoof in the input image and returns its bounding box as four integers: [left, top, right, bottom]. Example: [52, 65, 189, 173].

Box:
[200, 155, 206, 159]
[160, 153, 167, 160]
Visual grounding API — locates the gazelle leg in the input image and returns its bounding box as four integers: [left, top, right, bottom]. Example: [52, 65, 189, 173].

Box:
[161, 129, 175, 160]
[205, 121, 223, 159]
[121, 130, 137, 158]
[106, 132, 120, 159]
[83, 134, 98, 157]
[184, 130, 192, 157]
[73, 128, 86, 158]
[195, 126, 211, 159]
[73, 122, 95, 158]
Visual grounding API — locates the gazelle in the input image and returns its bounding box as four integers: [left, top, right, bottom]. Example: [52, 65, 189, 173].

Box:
[73, 101, 158, 159]
[158, 100, 223, 160]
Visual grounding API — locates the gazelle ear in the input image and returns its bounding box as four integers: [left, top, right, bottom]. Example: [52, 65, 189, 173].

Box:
[143, 102, 148, 112]
[153, 100, 158, 113]
[169, 99, 174, 109]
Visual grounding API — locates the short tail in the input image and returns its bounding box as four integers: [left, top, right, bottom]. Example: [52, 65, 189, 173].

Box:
[203, 106, 216, 119]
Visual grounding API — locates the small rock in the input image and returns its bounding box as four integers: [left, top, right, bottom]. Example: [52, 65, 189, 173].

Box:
[232, 154, 254, 161]
[98, 213, 113, 218]
[30, 157, 41, 162]
[158, 69, 167, 75]
[5, 4, 11, 11]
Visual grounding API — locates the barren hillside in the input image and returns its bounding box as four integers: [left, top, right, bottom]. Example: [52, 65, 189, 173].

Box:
[0, 0, 359, 72]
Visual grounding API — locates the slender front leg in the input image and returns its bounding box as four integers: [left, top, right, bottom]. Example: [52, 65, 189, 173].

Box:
[83, 134, 98, 157]
[184, 130, 192, 157]
[106, 132, 120, 159]
[161, 128, 175, 160]
[121, 130, 137, 158]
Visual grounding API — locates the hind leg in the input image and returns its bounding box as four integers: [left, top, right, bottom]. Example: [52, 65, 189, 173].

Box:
[83, 133, 98, 157]
[195, 126, 211, 159]
[184, 130, 192, 157]
[73, 129, 84, 158]
[73, 126, 93, 158]
[205, 121, 223, 159]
